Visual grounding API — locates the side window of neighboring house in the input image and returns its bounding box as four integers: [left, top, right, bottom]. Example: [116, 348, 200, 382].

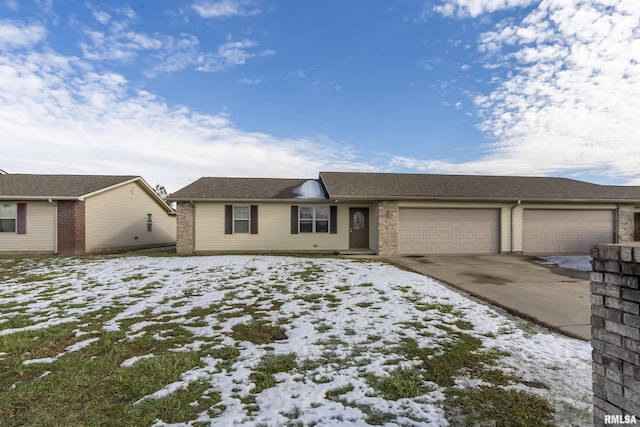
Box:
[147, 213, 153, 232]
[0, 203, 16, 233]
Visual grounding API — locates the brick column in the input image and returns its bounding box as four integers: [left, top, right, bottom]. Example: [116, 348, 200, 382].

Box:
[377, 201, 398, 256]
[591, 243, 640, 425]
[617, 205, 635, 243]
[176, 201, 195, 254]
[57, 201, 85, 255]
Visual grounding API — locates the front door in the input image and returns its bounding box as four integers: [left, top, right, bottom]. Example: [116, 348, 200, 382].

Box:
[349, 208, 369, 249]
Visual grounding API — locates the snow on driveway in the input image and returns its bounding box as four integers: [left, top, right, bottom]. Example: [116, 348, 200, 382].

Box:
[0, 255, 592, 426]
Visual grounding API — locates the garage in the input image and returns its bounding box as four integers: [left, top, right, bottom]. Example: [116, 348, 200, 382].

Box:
[523, 209, 614, 253]
[398, 208, 500, 254]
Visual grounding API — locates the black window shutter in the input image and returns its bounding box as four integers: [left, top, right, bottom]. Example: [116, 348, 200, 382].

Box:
[224, 205, 233, 234]
[290, 206, 298, 234]
[250, 205, 258, 234]
[330, 205, 337, 234]
[17, 203, 26, 234]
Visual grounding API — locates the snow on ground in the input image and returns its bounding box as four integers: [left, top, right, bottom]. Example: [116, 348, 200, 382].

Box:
[539, 256, 593, 272]
[0, 255, 593, 426]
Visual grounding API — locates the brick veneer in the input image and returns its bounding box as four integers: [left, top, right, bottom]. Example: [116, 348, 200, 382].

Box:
[57, 200, 85, 255]
[176, 201, 195, 254]
[591, 243, 640, 425]
[377, 201, 398, 256]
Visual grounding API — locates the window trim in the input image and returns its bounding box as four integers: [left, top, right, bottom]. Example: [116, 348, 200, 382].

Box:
[0, 203, 17, 233]
[298, 205, 330, 234]
[146, 213, 153, 233]
[233, 205, 251, 234]
[225, 204, 258, 235]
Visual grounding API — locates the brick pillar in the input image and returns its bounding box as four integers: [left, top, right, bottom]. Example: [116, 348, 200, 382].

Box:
[176, 201, 195, 254]
[617, 205, 635, 243]
[591, 243, 640, 426]
[57, 201, 85, 255]
[377, 201, 398, 256]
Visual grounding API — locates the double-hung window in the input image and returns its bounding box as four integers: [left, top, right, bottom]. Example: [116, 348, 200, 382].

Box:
[225, 205, 258, 234]
[233, 206, 250, 233]
[299, 206, 330, 233]
[147, 214, 153, 232]
[0, 204, 16, 233]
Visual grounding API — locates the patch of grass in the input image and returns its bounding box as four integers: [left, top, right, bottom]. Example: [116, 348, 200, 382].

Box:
[368, 368, 433, 400]
[250, 353, 297, 394]
[325, 384, 354, 400]
[0, 322, 212, 427]
[291, 263, 324, 282]
[445, 386, 555, 426]
[231, 321, 287, 344]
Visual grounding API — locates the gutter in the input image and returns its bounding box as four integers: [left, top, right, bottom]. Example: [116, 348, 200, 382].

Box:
[511, 200, 521, 253]
[47, 199, 58, 254]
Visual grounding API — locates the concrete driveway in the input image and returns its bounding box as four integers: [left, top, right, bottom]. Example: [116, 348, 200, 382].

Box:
[385, 254, 591, 341]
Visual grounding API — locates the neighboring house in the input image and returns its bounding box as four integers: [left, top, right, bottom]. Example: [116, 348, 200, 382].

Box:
[0, 174, 176, 255]
[169, 172, 640, 256]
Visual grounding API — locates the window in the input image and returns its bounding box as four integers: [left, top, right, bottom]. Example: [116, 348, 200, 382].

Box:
[0, 204, 16, 233]
[299, 206, 330, 233]
[147, 213, 153, 232]
[233, 206, 250, 233]
[225, 205, 258, 234]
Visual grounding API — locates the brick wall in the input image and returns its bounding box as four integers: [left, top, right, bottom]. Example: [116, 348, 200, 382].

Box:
[57, 200, 85, 255]
[377, 201, 398, 256]
[176, 201, 195, 254]
[591, 243, 640, 425]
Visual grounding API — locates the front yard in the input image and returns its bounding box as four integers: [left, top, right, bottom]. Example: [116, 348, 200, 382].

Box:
[0, 255, 592, 426]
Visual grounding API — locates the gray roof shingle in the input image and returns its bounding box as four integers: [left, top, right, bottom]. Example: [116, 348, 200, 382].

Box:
[169, 177, 326, 200]
[0, 174, 138, 199]
[319, 172, 640, 202]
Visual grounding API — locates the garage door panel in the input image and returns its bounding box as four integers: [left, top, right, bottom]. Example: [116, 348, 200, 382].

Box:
[523, 210, 614, 253]
[399, 208, 499, 254]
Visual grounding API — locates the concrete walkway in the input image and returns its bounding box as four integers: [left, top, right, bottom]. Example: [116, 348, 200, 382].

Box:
[385, 254, 591, 341]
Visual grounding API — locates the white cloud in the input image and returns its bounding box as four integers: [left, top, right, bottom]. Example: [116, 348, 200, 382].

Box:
[408, 0, 640, 184]
[75, 7, 272, 76]
[0, 46, 373, 191]
[197, 40, 275, 72]
[192, 0, 261, 18]
[434, 0, 537, 17]
[0, 20, 46, 49]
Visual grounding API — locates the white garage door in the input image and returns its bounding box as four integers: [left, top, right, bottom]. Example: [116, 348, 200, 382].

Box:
[398, 208, 500, 254]
[523, 209, 614, 253]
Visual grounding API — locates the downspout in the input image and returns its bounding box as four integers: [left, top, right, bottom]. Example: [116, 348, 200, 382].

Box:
[511, 200, 521, 253]
[48, 199, 58, 254]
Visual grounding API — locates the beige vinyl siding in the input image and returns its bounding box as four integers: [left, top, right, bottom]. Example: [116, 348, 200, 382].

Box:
[0, 201, 56, 252]
[85, 182, 176, 252]
[195, 203, 349, 251]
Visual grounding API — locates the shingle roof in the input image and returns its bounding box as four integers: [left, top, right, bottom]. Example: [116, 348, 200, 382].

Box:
[169, 177, 324, 200]
[0, 174, 138, 199]
[319, 172, 640, 202]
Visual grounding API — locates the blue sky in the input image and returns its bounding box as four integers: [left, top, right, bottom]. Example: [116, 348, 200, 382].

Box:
[1, 0, 639, 191]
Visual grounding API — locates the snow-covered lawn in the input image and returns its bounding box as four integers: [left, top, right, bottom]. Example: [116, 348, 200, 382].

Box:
[0, 255, 592, 426]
